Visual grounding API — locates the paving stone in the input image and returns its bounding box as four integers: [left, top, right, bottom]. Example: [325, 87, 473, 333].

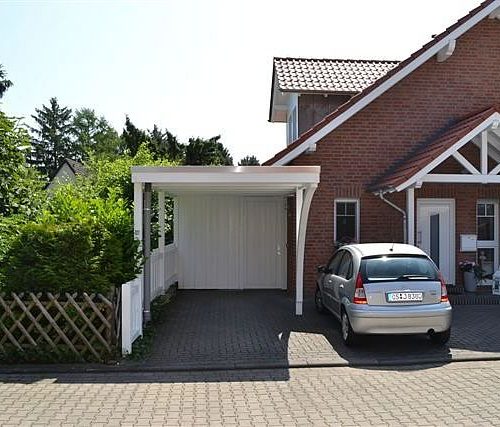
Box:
[3, 362, 500, 425]
[123, 290, 500, 370]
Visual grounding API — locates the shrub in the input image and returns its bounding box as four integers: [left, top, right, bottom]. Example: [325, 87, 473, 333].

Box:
[0, 222, 108, 293]
[0, 187, 142, 294]
[0, 216, 26, 283]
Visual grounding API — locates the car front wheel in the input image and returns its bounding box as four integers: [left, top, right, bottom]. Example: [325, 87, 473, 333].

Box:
[341, 310, 357, 346]
[429, 328, 451, 345]
[315, 287, 326, 314]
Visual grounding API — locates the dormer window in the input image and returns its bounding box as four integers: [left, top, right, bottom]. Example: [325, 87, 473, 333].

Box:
[287, 106, 298, 144]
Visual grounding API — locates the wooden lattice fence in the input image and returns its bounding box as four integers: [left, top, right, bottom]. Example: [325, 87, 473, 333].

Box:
[0, 292, 119, 362]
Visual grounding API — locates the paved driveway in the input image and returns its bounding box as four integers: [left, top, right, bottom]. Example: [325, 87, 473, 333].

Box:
[134, 290, 500, 370]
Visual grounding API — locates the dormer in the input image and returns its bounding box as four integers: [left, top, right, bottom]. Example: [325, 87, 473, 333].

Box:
[268, 57, 400, 146]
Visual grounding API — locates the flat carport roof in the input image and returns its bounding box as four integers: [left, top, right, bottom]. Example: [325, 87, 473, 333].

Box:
[131, 165, 320, 317]
[132, 165, 320, 195]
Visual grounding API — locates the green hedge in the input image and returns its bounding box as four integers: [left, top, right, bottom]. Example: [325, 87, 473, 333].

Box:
[0, 187, 142, 294]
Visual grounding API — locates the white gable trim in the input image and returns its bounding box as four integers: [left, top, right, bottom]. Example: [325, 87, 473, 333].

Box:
[272, 0, 500, 166]
[393, 112, 500, 192]
[489, 6, 500, 19]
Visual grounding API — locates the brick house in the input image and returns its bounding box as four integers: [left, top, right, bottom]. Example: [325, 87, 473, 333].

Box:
[128, 0, 500, 335]
[265, 0, 500, 295]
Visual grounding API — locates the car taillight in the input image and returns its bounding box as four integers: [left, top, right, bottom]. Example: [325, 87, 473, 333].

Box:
[440, 273, 448, 303]
[353, 273, 367, 304]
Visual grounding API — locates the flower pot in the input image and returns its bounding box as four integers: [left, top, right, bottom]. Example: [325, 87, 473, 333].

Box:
[463, 271, 477, 293]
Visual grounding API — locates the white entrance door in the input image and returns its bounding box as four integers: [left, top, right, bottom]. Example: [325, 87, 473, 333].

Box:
[417, 199, 455, 284]
[242, 198, 286, 289]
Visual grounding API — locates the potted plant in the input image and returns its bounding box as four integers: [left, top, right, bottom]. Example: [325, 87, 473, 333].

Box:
[459, 261, 482, 293]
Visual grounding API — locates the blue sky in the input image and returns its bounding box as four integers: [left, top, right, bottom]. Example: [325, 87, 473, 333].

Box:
[0, 0, 480, 163]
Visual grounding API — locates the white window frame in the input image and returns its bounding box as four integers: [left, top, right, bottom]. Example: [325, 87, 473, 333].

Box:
[334, 198, 360, 245]
[476, 199, 499, 284]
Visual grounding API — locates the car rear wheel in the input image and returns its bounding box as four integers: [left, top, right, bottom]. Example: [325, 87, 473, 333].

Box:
[341, 310, 357, 346]
[315, 287, 326, 314]
[429, 328, 451, 345]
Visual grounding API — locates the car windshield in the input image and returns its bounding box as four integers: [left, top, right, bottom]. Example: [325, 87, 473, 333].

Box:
[361, 255, 439, 282]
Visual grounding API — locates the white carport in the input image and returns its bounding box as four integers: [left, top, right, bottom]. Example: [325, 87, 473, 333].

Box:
[131, 166, 320, 319]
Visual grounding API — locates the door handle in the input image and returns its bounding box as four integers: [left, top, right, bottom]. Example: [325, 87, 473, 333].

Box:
[339, 284, 344, 289]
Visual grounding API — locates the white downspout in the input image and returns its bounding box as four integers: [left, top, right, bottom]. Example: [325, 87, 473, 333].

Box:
[378, 192, 407, 244]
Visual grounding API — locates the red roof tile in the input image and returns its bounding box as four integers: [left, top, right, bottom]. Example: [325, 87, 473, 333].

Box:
[274, 57, 399, 94]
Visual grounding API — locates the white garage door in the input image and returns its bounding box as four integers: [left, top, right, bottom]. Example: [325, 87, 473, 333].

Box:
[177, 195, 286, 289]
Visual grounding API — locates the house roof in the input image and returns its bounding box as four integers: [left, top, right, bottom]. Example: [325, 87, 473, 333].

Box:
[64, 158, 87, 176]
[273, 57, 399, 94]
[264, 0, 500, 166]
[373, 106, 500, 192]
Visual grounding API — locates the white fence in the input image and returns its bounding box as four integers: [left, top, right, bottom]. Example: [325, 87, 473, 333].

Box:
[150, 244, 178, 300]
[121, 275, 143, 355]
[121, 244, 178, 355]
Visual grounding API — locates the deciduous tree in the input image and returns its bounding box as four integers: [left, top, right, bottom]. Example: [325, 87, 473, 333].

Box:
[0, 111, 43, 217]
[72, 108, 120, 159]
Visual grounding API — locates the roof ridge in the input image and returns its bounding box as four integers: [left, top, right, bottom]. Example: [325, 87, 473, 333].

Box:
[274, 57, 400, 64]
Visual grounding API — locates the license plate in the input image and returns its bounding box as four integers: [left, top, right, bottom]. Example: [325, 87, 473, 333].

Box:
[386, 292, 423, 303]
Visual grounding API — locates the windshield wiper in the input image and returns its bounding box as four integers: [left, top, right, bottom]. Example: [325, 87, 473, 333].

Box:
[397, 274, 431, 280]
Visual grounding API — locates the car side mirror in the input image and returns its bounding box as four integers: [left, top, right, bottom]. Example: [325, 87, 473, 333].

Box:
[317, 265, 331, 274]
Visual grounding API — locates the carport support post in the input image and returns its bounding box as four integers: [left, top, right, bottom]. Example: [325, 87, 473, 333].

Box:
[158, 191, 166, 250]
[407, 187, 415, 245]
[158, 191, 166, 291]
[295, 184, 317, 316]
[143, 183, 152, 323]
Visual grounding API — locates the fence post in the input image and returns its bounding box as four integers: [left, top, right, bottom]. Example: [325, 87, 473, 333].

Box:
[121, 283, 132, 354]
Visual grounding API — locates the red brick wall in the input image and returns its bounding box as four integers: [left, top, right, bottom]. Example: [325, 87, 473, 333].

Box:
[286, 18, 500, 294]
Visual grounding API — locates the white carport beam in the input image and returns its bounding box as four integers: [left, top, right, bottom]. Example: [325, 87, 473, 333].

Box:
[295, 184, 318, 316]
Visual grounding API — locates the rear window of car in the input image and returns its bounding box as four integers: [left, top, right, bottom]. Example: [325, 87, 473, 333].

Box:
[360, 255, 439, 282]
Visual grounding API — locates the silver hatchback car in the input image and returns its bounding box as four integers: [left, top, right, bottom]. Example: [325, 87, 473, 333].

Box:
[315, 243, 452, 346]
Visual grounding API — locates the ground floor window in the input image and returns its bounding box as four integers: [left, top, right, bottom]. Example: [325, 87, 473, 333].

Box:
[334, 199, 359, 246]
[477, 200, 499, 282]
